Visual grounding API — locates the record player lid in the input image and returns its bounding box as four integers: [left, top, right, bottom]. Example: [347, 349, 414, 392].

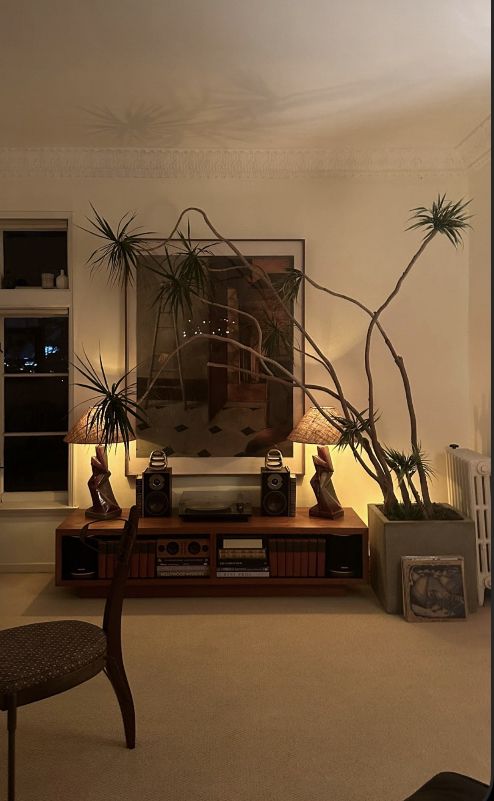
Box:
[180, 491, 238, 512]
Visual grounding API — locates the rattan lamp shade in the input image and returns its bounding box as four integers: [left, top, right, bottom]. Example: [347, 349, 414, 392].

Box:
[287, 406, 340, 445]
[64, 408, 135, 446]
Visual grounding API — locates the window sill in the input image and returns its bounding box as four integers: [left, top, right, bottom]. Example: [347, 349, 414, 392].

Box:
[0, 288, 71, 307]
[0, 502, 77, 514]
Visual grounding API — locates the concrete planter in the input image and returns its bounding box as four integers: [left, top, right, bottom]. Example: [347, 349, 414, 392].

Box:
[368, 503, 478, 614]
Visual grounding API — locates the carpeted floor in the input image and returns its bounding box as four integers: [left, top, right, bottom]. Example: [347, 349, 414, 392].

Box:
[0, 574, 490, 801]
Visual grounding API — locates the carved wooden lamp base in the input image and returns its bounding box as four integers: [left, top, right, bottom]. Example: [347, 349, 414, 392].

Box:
[309, 446, 344, 519]
[86, 446, 122, 520]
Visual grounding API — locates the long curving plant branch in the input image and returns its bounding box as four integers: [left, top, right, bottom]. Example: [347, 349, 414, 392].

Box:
[79, 195, 472, 519]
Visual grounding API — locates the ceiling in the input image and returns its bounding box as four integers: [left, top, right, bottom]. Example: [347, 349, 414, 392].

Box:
[0, 0, 490, 153]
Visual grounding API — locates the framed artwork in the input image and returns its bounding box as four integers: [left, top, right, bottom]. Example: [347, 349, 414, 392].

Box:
[401, 555, 468, 622]
[126, 238, 305, 476]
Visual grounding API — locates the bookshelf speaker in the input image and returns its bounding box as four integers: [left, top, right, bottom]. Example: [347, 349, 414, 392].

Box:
[142, 467, 172, 517]
[260, 467, 292, 516]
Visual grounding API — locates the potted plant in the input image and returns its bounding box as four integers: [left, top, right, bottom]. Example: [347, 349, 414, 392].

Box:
[79, 196, 478, 611]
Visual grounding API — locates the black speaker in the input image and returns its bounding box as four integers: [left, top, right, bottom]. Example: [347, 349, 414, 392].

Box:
[260, 466, 291, 516]
[142, 467, 172, 517]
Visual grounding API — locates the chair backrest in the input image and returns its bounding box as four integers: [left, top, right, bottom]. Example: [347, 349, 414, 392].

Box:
[80, 505, 139, 655]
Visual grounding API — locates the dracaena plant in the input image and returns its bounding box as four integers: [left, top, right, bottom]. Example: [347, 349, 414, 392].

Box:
[72, 350, 148, 455]
[80, 195, 471, 519]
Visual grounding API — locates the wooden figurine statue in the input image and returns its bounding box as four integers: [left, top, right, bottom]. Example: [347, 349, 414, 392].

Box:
[86, 445, 122, 519]
[309, 445, 344, 519]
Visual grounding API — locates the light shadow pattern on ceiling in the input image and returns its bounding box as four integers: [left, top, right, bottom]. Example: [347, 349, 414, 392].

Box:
[79, 71, 380, 148]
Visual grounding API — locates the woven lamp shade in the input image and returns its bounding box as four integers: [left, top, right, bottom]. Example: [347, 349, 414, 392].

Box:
[64, 408, 135, 446]
[287, 406, 340, 445]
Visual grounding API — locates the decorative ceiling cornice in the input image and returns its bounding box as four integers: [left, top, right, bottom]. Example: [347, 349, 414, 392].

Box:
[456, 116, 491, 170]
[0, 145, 467, 179]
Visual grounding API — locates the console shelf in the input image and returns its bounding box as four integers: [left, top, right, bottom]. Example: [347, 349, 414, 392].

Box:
[55, 507, 368, 597]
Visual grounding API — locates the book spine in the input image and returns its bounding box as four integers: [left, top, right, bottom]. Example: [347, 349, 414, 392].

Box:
[147, 541, 155, 578]
[157, 569, 209, 577]
[216, 571, 270, 578]
[300, 539, 309, 577]
[268, 539, 278, 577]
[157, 558, 209, 566]
[316, 537, 326, 577]
[217, 566, 269, 573]
[293, 539, 302, 577]
[285, 540, 294, 577]
[217, 559, 268, 568]
[221, 538, 264, 549]
[308, 538, 317, 578]
[278, 539, 286, 577]
[219, 548, 266, 559]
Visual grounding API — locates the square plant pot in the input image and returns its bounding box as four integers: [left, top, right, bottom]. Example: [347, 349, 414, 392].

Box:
[368, 503, 478, 614]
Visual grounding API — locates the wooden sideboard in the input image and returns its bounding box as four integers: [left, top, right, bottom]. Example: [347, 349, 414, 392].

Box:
[55, 507, 368, 597]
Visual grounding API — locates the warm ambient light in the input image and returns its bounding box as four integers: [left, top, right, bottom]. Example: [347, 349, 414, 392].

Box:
[65, 408, 135, 520]
[288, 406, 343, 519]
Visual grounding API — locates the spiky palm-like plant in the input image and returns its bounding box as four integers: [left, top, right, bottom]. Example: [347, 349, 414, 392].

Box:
[80, 196, 471, 519]
[72, 351, 148, 454]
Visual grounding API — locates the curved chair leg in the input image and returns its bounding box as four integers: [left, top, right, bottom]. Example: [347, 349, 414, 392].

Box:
[105, 655, 135, 749]
[7, 694, 17, 801]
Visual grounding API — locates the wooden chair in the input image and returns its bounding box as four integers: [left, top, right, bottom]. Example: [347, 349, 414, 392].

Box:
[400, 771, 489, 800]
[0, 505, 139, 801]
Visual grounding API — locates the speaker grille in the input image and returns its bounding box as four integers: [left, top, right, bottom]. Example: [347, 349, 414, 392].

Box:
[144, 490, 170, 516]
[263, 490, 288, 515]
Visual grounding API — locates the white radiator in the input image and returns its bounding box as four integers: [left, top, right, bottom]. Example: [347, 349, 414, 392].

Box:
[445, 446, 491, 606]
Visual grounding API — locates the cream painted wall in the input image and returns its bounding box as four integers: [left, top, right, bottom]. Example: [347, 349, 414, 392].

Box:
[468, 160, 491, 455]
[0, 169, 476, 566]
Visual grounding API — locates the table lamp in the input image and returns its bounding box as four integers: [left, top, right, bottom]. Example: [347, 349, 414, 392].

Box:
[64, 407, 134, 520]
[288, 406, 344, 519]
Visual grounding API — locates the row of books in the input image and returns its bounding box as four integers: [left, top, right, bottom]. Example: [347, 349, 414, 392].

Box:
[216, 537, 269, 578]
[268, 537, 326, 577]
[156, 558, 210, 578]
[98, 540, 156, 579]
[96, 536, 328, 580]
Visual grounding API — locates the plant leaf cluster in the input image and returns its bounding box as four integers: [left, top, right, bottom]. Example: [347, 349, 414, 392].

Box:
[73, 351, 148, 454]
[80, 206, 155, 287]
[155, 226, 212, 317]
[407, 194, 472, 246]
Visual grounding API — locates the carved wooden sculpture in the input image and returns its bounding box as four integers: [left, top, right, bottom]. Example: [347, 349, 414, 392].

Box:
[86, 445, 122, 520]
[309, 445, 344, 519]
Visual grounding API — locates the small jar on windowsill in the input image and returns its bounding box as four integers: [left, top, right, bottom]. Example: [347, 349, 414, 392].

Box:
[55, 269, 68, 289]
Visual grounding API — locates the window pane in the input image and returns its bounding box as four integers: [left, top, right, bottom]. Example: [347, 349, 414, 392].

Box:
[4, 435, 68, 491]
[4, 317, 68, 374]
[5, 377, 68, 432]
[3, 231, 67, 288]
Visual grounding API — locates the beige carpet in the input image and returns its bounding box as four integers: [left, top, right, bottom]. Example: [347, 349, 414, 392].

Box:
[0, 574, 490, 801]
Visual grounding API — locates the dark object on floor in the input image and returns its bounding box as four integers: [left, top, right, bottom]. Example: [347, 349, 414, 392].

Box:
[0, 506, 139, 801]
[401, 771, 490, 800]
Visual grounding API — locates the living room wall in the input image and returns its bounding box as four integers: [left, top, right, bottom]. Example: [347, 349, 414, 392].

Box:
[468, 159, 491, 455]
[0, 164, 482, 567]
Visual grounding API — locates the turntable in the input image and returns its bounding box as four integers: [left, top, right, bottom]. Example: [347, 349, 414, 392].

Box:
[179, 491, 252, 521]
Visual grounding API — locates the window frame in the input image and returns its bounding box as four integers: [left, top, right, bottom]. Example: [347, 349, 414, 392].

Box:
[0, 213, 73, 508]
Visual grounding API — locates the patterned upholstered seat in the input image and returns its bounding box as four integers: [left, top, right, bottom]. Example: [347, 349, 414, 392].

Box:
[0, 621, 107, 694]
[1, 506, 139, 801]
